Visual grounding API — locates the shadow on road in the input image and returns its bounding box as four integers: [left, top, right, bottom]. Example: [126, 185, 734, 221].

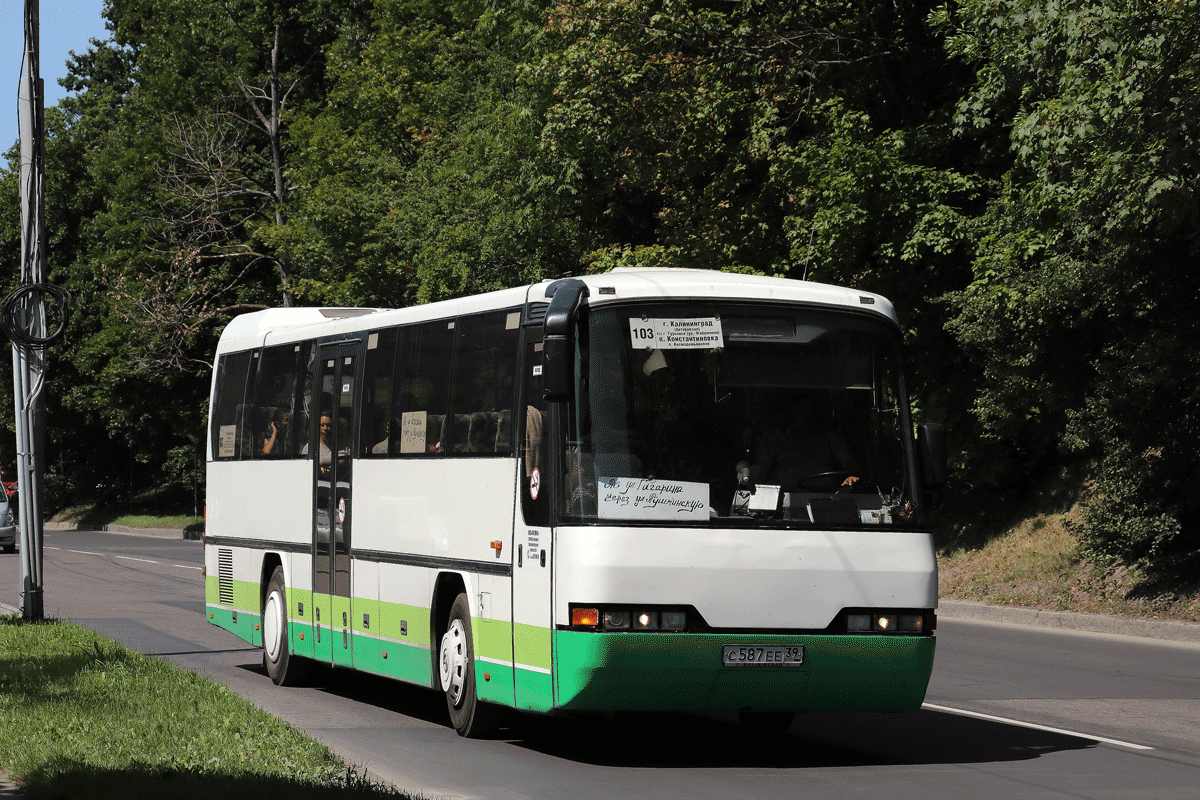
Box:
[14, 762, 400, 800]
[505, 708, 1096, 768]
[237, 658, 1096, 769]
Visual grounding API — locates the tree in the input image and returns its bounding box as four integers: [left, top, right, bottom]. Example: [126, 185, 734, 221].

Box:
[939, 0, 1200, 557]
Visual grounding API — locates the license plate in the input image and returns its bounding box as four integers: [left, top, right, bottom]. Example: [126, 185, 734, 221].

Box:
[722, 645, 804, 667]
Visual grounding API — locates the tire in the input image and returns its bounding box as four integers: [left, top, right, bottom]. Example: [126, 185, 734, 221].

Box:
[439, 593, 499, 738]
[737, 710, 795, 735]
[263, 566, 310, 686]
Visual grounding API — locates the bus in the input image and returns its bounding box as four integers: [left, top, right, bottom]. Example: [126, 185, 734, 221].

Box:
[204, 268, 946, 737]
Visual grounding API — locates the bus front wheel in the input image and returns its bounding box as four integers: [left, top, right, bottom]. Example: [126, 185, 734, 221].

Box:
[263, 566, 310, 686]
[439, 593, 498, 737]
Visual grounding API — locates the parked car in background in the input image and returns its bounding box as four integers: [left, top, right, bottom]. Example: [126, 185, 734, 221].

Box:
[0, 480, 16, 553]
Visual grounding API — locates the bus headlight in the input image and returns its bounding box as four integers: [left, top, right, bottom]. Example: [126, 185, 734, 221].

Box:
[634, 611, 659, 630]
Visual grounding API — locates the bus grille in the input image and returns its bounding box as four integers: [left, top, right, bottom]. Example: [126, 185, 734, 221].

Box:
[217, 548, 234, 605]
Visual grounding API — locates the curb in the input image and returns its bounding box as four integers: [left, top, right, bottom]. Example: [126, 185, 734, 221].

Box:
[0, 771, 20, 800]
[938, 598, 1200, 644]
[43, 521, 202, 540]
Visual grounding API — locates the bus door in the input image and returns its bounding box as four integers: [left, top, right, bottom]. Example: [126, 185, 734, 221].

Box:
[312, 341, 359, 668]
[513, 336, 555, 712]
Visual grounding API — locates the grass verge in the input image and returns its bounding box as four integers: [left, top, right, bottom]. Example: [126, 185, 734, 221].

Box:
[934, 466, 1200, 623]
[0, 616, 405, 799]
[50, 505, 204, 535]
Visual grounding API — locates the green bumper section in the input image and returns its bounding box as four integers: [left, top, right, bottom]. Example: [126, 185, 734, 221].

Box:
[554, 632, 935, 713]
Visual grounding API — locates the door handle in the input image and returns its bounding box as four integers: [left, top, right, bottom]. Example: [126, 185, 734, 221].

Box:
[518, 544, 523, 567]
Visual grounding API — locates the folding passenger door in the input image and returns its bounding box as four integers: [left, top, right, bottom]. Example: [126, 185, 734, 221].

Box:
[312, 340, 360, 668]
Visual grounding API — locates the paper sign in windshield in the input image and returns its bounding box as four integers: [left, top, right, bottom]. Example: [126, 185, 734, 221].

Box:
[629, 317, 723, 349]
[598, 477, 710, 521]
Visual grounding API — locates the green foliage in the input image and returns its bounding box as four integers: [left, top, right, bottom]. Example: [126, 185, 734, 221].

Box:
[941, 0, 1200, 551]
[6, 0, 1200, 565]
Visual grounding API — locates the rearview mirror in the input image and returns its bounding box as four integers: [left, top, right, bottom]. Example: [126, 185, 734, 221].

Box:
[541, 280, 589, 403]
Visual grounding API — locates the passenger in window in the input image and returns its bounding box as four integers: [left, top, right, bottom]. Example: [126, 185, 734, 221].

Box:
[262, 410, 292, 457]
[302, 414, 334, 466]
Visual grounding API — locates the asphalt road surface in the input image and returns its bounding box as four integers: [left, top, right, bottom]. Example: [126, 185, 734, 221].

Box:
[3, 530, 1200, 800]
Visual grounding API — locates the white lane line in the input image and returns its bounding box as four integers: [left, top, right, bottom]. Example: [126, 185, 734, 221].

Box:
[67, 549, 104, 556]
[115, 555, 161, 565]
[172, 565, 202, 571]
[922, 702, 1154, 750]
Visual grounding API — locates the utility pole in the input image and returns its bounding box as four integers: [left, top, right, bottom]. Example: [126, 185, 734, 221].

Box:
[13, 0, 48, 620]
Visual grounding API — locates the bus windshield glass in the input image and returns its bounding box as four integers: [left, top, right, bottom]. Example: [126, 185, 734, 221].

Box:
[566, 303, 920, 527]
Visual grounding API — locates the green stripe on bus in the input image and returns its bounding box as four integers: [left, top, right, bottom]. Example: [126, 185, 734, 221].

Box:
[472, 618, 513, 663]
[553, 631, 935, 712]
[206, 604, 261, 646]
[350, 631, 434, 686]
[513, 622, 552, 671]
[475, 660, 515, 706]
[514, 667, 554, 712]
[205, 575, 261, 616]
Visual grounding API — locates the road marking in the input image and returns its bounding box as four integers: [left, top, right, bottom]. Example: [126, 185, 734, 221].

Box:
[922, 702, 1154, 751]
[115, 555, 160, 565]
[67, 549, 104, 556]
[172, 565, 202, 571]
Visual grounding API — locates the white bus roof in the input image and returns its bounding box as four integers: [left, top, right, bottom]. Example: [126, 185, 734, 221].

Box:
[215, 269, 897, 354]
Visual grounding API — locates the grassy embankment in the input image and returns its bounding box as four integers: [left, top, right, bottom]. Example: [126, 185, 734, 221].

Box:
[934, 466, 1200, 624]
[50, 503, 204, 535]
[0, 617, 406, 800]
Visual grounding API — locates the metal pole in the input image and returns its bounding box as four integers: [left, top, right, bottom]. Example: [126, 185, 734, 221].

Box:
[15, 0, 47, 620]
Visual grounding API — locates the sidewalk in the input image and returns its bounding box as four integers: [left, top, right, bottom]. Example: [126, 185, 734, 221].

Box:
[938, 597, 1200, 644]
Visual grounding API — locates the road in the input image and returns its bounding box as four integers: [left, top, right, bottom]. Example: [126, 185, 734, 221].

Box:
[3, 530, 1200, 799]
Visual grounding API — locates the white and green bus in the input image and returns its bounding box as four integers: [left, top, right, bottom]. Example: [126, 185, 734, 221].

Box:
[204, 268, 946, 737]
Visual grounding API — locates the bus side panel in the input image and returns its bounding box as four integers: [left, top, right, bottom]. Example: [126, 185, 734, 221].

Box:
[208, 461, 311, 546]
[375, 563, 435, 687]
[204, 543, 262, 646]
[355, 458, 519, 702]
[351, 559, 380, 673]
[472, 572, 516, 707]
[205, 460, 311, 649]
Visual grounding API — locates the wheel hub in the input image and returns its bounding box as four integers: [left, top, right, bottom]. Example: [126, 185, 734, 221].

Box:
[263, 591, 283, 661]
[439, 619, 468, 707]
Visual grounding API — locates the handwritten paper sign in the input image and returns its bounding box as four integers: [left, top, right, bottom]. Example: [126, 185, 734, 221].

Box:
[218, 425, 237, 458]
[597, 477, 710, 521]
[399, 411, 428, 454]
[628, 317, 723, 350]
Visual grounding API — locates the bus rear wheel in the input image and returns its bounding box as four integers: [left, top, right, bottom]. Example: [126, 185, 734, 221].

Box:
[439, 593, 498, 738]
[263, 566, 310, 686]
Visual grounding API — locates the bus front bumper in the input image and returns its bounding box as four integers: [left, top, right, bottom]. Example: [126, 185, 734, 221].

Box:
[553, 631, 935, 713]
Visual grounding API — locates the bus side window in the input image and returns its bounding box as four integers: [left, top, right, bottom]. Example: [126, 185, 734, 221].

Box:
[449, 309, 520, 455]
[362, 328, 398, 457]
[394, 321, 451, 456]
[211, 350, 254, 461]
[253, 343, 306, 459]
[522, 341, 550, 526]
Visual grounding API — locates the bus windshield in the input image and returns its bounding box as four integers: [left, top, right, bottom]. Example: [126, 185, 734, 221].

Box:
[566, 303, 920, 527]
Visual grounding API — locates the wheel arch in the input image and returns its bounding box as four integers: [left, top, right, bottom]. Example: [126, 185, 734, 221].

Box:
[259, 552, 284, 611]
[430, 570, 471, 688]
